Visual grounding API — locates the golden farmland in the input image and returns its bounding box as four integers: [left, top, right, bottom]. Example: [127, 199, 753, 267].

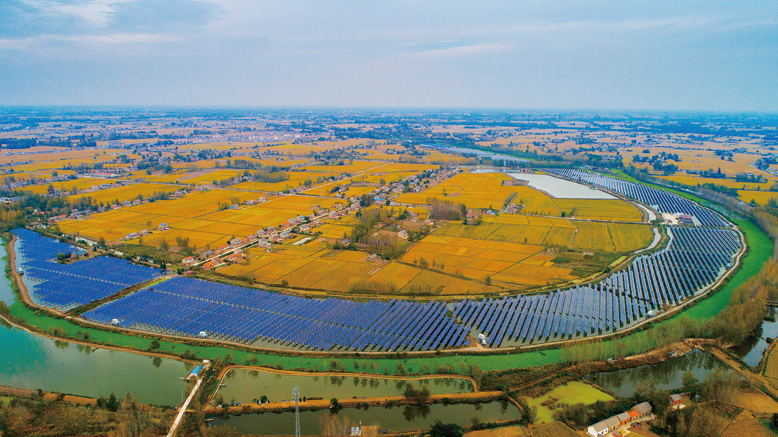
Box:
[396, 172, 643, 221]
[16, 177, 116, 195]
[10, 136, 669, 298]
[67, 183, 181, 205]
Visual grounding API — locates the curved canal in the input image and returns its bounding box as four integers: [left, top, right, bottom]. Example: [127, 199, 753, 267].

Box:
[0, 244, 191, 406]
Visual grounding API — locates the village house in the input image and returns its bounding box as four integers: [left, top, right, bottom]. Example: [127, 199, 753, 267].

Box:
[587, 402, 653, 437]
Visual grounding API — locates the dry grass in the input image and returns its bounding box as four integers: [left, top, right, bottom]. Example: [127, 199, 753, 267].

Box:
[528, 422, 579, 437]
[464, 426, 530, 437]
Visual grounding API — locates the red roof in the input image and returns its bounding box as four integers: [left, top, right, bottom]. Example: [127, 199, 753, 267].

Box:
[628, 410, 639, 418]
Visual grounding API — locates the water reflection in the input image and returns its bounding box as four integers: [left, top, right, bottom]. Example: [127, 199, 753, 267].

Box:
[588, 349, 725, 398]
[216, 368, 474, 404]
[210, 401, 518, 434]
[732, 309, 778, 367]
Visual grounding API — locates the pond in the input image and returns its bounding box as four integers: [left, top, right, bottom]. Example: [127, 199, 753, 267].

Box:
[586, 349, 726, 398]
[209, 401, 518, 434]
[732, 309, 778, 367]
[215, 368, 474, 404]
[0, 243, 191, 407]
[506, 173, 615, 199]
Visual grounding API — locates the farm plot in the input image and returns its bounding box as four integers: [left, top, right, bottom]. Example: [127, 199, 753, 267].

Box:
[299, 160, 385, 174]
[396, 172, 523, 209]
[396, 171, 643, 221]
[738, 190, 778, 206]
[301, 162, 433, 197]
[231, 171, 340, 192]
[198, 195, 343, 229]
[66, 183, 181, 205]
[220, 240, 377, 292]
[58, 189, 270, 247]
[660, 174, 775, 191]
[174, 169, 245, 185]
[16, 177, 115, 194]
[170, 157, 307, 170]
[438, 220, 652, 253]
[219, 235, 505, 295]
[400, 233, 575, 289]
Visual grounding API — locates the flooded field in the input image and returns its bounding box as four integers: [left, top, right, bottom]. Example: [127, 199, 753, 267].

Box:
[215, 367, 474, 404]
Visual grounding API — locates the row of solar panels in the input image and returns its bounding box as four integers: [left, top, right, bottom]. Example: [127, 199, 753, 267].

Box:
[545, 169, 730, 227]
[83, 277, 469, 351]
[12, 229, 164, 311]
[83, 225, 737, 350]
[451, 226, 740, 347]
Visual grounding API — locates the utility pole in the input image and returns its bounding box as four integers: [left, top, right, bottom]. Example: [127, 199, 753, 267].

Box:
[293, 386, 301, 437]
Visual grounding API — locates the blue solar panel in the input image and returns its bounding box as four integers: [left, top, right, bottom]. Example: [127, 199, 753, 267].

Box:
[11, 229, 163, 311]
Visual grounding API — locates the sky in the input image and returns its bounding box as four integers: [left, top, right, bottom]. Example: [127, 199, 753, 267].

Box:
[0, 0, 777, 111]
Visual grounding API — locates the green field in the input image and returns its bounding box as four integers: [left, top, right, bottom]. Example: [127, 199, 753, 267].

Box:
[525, 381, 614, 422]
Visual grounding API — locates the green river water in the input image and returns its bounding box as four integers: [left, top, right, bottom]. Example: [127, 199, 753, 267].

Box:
[0, 245, 191, 407]
[216, 367, 474, 404]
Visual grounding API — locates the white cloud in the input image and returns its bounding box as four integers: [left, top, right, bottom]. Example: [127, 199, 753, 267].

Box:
[0, 32, 181, 50]
[411, 42, 516, 59]
[22, 0, 135, 27]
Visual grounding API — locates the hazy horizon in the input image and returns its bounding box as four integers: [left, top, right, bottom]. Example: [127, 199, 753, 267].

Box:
[1, 1, 777, 111]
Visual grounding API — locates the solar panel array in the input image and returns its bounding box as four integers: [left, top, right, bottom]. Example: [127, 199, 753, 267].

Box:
[83, 276, 468, 351]
[12, 229, 164, 311]
[450, 226, 740, 347]
[24, 170, 743, 350]
[544, 169, 729, 227]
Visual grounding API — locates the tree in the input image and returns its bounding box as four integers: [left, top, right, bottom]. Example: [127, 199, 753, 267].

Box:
[402, 384, 431, 405]
[429, 421, 464, 437]
[106, 392, 120, 411]
[159, 239, 169, 251]
[329, 398, 342, 413]
[682, 371, 698, 392]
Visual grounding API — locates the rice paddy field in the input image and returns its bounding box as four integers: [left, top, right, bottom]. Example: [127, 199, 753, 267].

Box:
[231, 171, 340, 192]
[622, 146, 776, 179]
[65, 182, 181, 205]
[737, 190, 778, 206]
[58, 189, 343, 247]
[659, 174, 775, 191]
[396, 172, 644, 221]
[219, 237, 506, 295]
[15, 177, 116, 194]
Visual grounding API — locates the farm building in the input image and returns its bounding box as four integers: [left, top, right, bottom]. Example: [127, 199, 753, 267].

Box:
[586, 402, 653, 437]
